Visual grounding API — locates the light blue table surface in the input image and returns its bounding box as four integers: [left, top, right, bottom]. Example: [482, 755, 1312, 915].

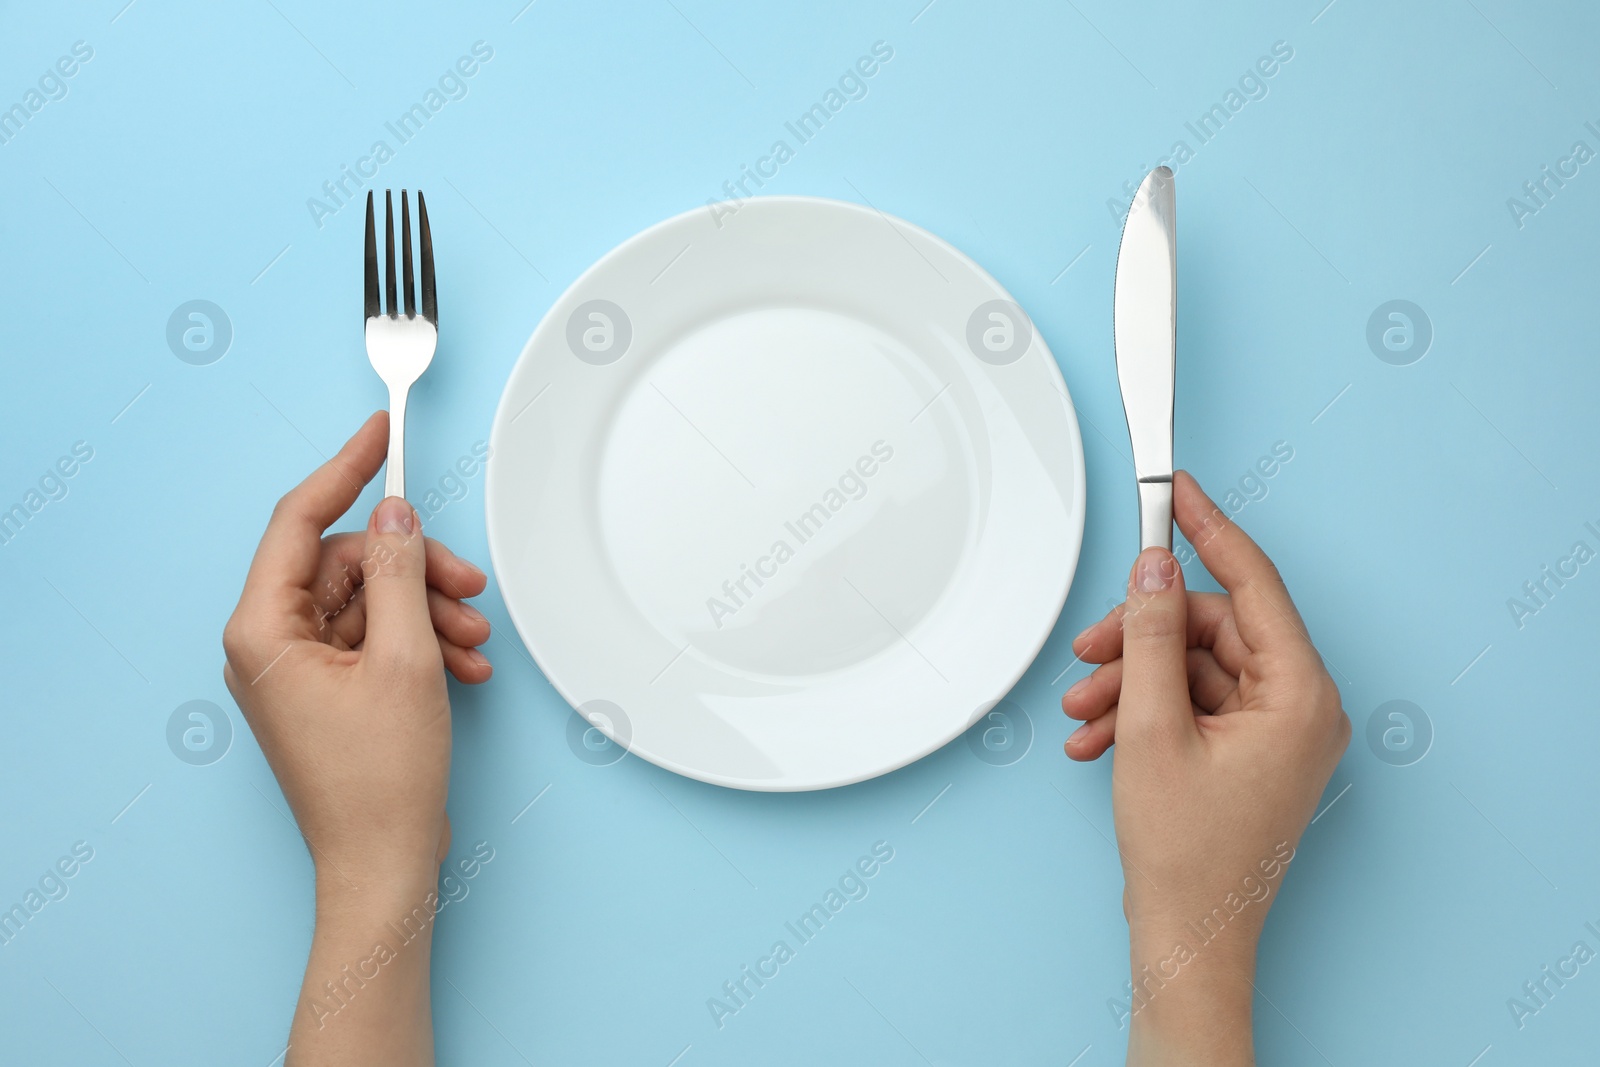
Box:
[3, 1, 1598, 1063]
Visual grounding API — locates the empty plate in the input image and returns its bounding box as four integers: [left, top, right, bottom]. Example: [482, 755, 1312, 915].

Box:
[486, 196, 1084, 790]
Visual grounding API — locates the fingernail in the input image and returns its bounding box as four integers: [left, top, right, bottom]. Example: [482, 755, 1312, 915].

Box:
[376, 497, 414, 535]
[1064, 676, 1091, 701]
[464, 559, 486, 580]
[1072, 625, 1093, 647]
[460, 603, 486, 625]
[1067, 722, 1092, 745]
[466, 648, 489, 668]
[1134, 550, 1173, 593]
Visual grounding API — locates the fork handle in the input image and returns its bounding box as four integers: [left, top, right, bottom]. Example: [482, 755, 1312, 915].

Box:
[384, 385, 408, 500]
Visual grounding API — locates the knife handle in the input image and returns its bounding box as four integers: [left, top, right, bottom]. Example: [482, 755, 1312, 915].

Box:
[1137, 478, 1173, 552]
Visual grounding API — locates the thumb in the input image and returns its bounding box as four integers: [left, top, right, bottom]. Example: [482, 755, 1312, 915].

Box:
[361, 496, 433, 658]
[1117, 547, 1194, 742]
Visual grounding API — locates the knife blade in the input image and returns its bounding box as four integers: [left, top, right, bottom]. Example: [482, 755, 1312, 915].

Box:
[1113, 166, 1177, 551]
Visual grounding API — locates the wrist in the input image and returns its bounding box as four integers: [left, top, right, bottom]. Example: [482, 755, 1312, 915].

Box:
[1129, 914, 1261, 973]
[1125, 927, 1256, 1067]
[307, 869, 443, 996]
[316, 858, 439, 910]
[311, 826, 445, 899]
[299, 869, 440, 1052]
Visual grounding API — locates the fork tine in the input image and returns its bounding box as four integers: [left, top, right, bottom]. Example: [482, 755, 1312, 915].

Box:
[401, 191, 416, 319]
[363, 192, 379, 320]
[417, 190, 437, 325]
[384, 190, 397, 317]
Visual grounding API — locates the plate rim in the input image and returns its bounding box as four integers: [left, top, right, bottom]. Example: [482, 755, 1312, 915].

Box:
[486, 194, 1087, 791]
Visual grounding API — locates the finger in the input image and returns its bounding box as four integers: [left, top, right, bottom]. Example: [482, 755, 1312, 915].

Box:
[320, 584, 491, 652]
[1174, 470, 1314, 656]
[1062, 661, 1122, 722]
[310, 532, 488, 620]
[332, 632, 490, 684]
[429, 589, 491, 649]
[415, 537, 489, 601]
[1065, 648, 1237, 725]
[440, 638, 493, 684]
[1065, 706, 1117, 761]
[1115, 547, 1196, 743]
[360, 496, 436, 661]
[309, 551, 363, 634]
[240, 412, 388, 614]
[1188, 648, 1239, 713]
[1073, 592, 1250, 674]
[1208, 690, 1243, 716]
[1070, 604, 1125, 664]
[1186, 597, 1250, 677]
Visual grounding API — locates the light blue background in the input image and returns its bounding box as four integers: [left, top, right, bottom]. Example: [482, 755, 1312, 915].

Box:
[2, 1, 1597, 1063]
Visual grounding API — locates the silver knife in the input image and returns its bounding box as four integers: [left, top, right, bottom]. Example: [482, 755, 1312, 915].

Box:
[1113, 166, 1177, 551]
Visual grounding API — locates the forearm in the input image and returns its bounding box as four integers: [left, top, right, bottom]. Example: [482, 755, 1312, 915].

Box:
[1125, 928, 1256, 1067]
[288, 872, 439, 1066]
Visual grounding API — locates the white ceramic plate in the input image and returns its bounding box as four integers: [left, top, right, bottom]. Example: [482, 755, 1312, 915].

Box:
[487, 196, 1084, 791]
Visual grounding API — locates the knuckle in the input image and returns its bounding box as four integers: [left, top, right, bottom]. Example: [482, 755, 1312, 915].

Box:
[1275, 645, 1327, 685]
[363, 635, 438, 681]
[1324, 684, 1352, 739]
[1124, 602, 1186, 642]
[1115, 713, 1157, 745]
[1115, 714, 1180, 757]
[361, 537, 421, 582]
[1191, 504, 1234, 547]
[221, 614, 250, 663]
[1334, 710, 1353, 752]
[1313, 676, 1345, 722]
[269, 492, 299, 524]
[358, 641, 409, 682]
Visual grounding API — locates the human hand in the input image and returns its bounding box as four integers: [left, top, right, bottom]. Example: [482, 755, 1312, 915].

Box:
[1061, 471, 1349, 1065]
[222, 412, 492, 1064]
[224, 411, 491, 884]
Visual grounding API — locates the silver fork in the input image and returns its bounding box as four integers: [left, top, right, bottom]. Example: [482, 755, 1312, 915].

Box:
[364, 189, 437, 500]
